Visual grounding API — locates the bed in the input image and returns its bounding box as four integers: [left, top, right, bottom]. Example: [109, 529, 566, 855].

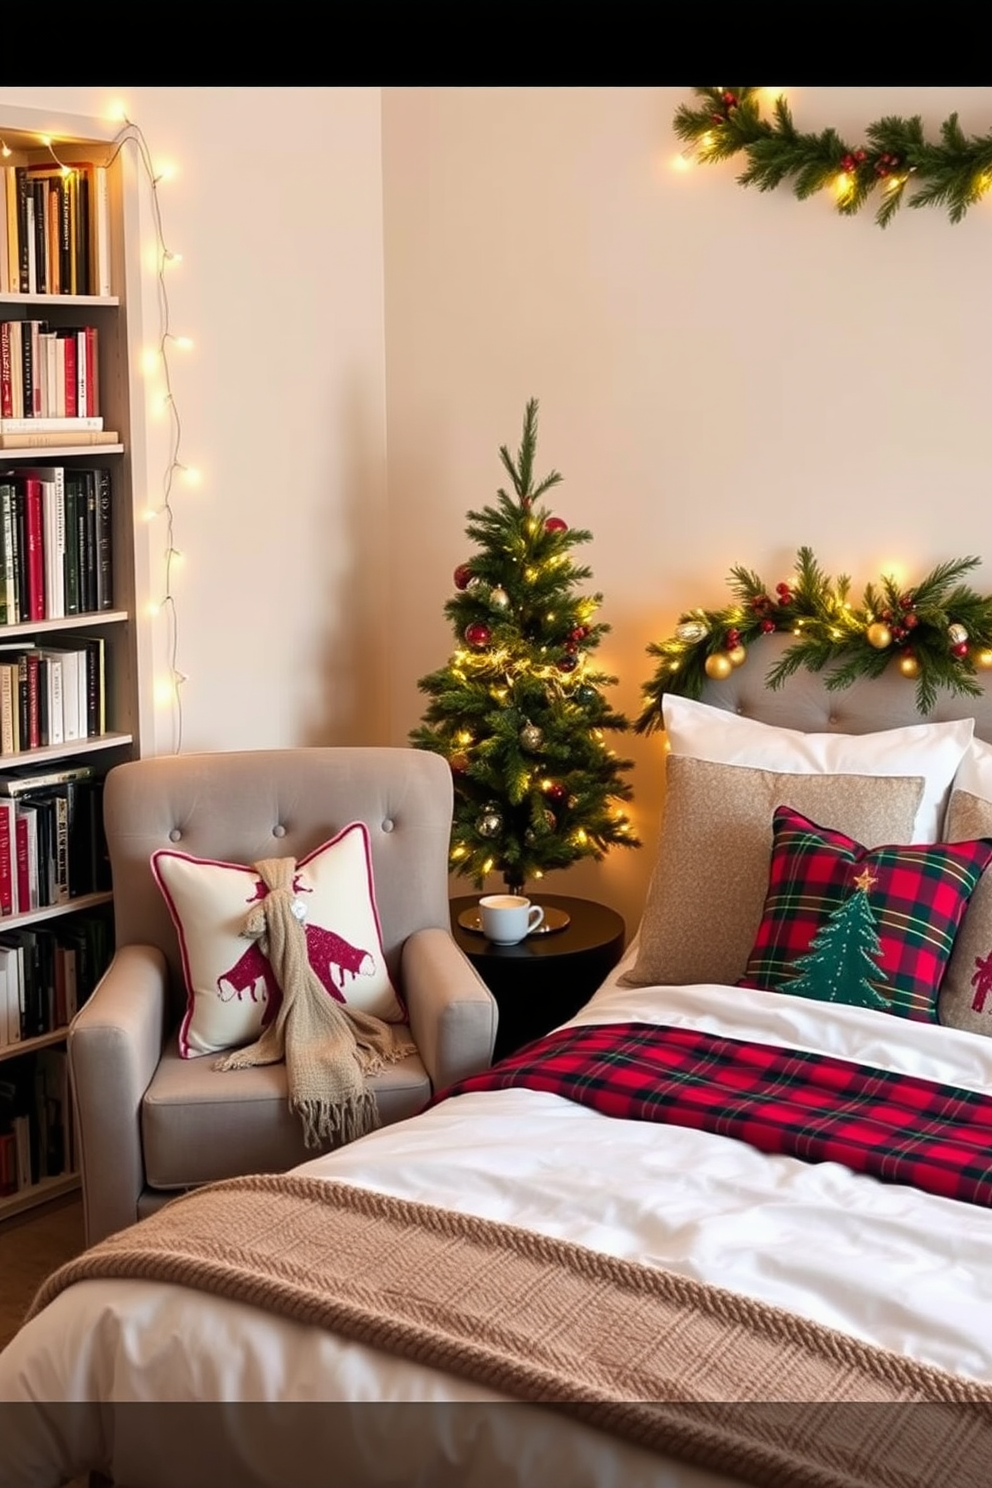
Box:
[7, 633, 992, 1488]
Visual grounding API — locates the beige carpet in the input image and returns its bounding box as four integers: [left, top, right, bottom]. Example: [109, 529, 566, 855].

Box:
[0, 1192, 85, 1351]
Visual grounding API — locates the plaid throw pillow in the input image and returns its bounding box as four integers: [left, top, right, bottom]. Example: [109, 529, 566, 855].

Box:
[739, 806, 992, 1021]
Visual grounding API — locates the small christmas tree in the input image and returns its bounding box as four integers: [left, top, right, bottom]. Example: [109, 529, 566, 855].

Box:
[410, 398, 639, 893]
[785, 867, 892, 1011]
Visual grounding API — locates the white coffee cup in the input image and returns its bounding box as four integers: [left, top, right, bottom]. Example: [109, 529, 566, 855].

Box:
[479, 894, 545, 945]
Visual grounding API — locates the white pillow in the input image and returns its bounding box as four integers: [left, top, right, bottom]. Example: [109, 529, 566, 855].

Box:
[948, 736, 992, 802]
[662, 694, 975, 843]
[152, 823, 405, 1058]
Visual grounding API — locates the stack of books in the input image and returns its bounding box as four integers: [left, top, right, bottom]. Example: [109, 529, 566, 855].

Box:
[0, 160, 111, 298]
[0, 762, 110, 916]
[0, 466, 113, 622]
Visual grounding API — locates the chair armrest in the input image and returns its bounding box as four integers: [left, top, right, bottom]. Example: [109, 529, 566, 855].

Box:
[401, 927, 498, 1090]
[68, 944, 170, 1245]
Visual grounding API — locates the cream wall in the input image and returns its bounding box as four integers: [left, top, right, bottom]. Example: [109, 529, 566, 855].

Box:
[381, 86, 992, 937]
[2, 86, 990, 942]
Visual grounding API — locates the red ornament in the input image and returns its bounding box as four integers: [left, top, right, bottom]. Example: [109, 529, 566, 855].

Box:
[545, 781, 568, 802]
[556, 653, 578, 672]
[952, 641, 970, 658]
[760, 619, 777, 634]
[453, 563, 474, 591]
[464, 622, 491, 649]
[568, 626, 588, 643]
[544, 516, 568, 534]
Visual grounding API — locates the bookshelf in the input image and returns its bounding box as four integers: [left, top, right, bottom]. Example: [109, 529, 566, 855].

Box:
[0, 104, 149, 1222]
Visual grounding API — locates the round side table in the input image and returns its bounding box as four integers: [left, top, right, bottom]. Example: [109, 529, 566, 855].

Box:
[449, 893, 625, 1061]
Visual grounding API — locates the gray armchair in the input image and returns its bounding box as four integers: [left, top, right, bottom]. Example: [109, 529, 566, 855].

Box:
[69, 748, 498, 1245]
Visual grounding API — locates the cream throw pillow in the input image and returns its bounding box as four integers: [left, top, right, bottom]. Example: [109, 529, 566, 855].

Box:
[661, 695, 974, 843]
[623, 756, 924, 988]
[152, 822, 405, 1057]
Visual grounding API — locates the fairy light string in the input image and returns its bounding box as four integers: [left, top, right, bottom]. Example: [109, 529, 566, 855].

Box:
[101, 114, 191, 754]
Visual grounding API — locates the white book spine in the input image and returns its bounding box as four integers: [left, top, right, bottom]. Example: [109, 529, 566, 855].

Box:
[0, 417, 103, 433]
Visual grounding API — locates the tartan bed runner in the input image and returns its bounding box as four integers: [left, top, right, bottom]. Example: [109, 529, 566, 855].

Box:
[440, 1021, 992, 1208]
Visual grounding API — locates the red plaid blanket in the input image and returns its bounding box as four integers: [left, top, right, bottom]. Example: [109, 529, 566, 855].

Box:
[440, 1022, 992, 1207]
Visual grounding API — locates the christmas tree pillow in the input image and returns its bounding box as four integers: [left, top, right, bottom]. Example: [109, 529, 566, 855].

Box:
[937, 740, 992, 1036]
[152, 823, 405, 1058]
[738, 806, 992, 1021]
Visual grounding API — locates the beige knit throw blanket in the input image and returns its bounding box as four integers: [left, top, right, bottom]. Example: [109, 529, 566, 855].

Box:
[27, 1174, 992, 1488]
[213, 857, 414, 1146]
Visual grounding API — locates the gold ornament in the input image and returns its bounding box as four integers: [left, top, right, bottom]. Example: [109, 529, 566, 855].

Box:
[975, 648, 992, 670]
[948, 623, 969, 645]
[866, 622, 893, 650]
[704, 652, 734, 680]
[727, 644, 747, 668]
[490, 587, 510, 610]
[519, 722, 543, 751]
[898, 654, 921, 679]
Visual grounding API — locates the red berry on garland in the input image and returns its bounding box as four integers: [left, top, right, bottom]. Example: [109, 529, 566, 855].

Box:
[760, 619, 777, 634]
[453, 563, 474, 590]
[903, 611, 918, 629]
[569, 625, 589, 643]
[722, 91, 738, 108]
[545, 516, 568, 534]
[725, 628, 741, 648]
[464, 622, 491, 649]
[557, 653, 578, 672]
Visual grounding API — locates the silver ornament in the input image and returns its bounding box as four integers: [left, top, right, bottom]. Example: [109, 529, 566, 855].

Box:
[490, 587, 510, 610]
[948, 623, 969, 645]
[675, 620, 708, 643]
[477, 808, 502, 838]
[519, 722, 543, 751]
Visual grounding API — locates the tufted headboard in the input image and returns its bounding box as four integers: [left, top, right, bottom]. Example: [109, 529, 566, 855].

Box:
[696, 633, 992, 743]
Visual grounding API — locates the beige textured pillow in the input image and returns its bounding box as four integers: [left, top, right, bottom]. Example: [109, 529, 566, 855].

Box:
[938, 788, 992, 1037]
[623, 756, 925, 988]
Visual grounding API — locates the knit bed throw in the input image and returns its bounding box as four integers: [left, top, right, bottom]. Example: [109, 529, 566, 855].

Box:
[27, 1173, 992, 1488]
[213, 857, 414, 1145]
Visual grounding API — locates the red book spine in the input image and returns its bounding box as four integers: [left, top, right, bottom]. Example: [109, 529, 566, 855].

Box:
[84, 326, 98, 418]
[14, 811, 29, 916]
[62, 333, 77, 418]
[0, 801, 13, 917]
[24, 477, 45, 622]
[0, 322, 11, 420]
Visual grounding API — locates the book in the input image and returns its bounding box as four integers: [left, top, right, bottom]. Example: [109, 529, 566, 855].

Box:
[0, 170, 7, 298]
[0, 322, 12, 421]
[0, 416, 103, 433]
[0, 662, 16, 756]
[0, 796, 12, 918]
[95, 467, 112, 610]
[0, 944, 19, 1045]
[0, 480, 17, 622]
[22, 474, 46, 622]
[81, 469, 97, 613]
[0, 430, 119, 450]
[14, 803, 37, 915]
[18, 464, 66, 620]
[0, 761, 94, 796]
[2, 165, 18, 295]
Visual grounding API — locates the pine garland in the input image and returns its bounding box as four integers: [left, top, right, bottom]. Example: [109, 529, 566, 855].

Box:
[635, 547, 992, 733]
[674, 87, 992, 227]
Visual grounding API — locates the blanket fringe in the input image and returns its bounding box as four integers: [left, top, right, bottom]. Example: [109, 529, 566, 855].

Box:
[294, 1090, 381, 1148]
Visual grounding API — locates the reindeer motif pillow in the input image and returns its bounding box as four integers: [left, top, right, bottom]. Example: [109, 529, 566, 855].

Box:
[151, 823, 405, 1057]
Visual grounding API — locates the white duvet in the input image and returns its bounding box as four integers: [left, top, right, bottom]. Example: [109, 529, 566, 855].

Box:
[5, 957, 992, 1488]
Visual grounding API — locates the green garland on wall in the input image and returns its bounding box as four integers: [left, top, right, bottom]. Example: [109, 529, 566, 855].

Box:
[674, 87, 992, 227]
[635, 548, 992, 732]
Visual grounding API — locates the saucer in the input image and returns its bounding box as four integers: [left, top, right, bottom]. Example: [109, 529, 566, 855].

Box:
[457, 905, 570, 937]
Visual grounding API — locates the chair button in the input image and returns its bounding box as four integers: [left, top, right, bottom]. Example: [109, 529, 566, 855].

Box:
[272, 823, 286, 838]
[169, 828, 182, 842]
[382, 818, 395, 833]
